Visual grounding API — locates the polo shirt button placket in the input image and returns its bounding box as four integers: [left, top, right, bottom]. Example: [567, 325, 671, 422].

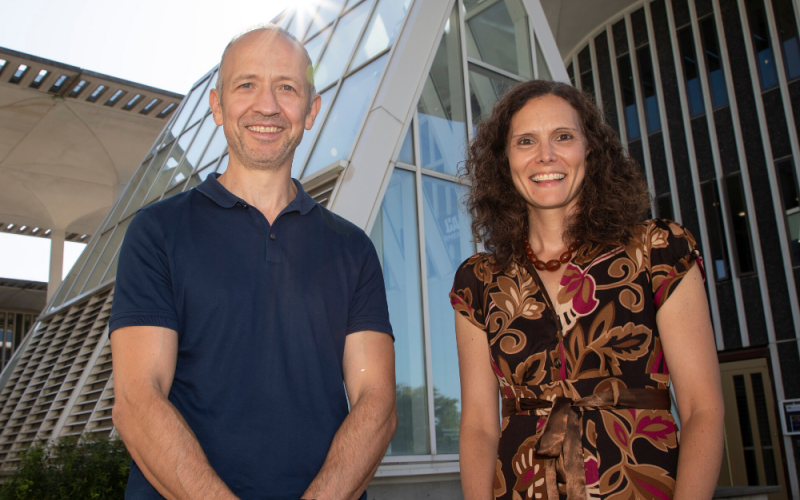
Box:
[269, 232, 276, 240]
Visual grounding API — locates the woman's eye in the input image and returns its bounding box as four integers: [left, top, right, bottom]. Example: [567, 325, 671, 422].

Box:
[518, 138, 533, 145]
[557, 133, 572, 141]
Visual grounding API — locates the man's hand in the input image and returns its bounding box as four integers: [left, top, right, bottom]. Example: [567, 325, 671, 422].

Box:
[302, 331, 397, 500]
[111, 326, 238, 500]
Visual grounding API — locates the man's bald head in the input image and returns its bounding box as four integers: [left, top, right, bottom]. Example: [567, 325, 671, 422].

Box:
[215, 24, 316, 110]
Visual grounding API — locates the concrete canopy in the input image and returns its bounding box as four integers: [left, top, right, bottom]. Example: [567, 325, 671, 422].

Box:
[0, 48, 182, 240]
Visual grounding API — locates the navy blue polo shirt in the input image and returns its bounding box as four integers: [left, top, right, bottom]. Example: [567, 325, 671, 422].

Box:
[110, 173, 392, 500]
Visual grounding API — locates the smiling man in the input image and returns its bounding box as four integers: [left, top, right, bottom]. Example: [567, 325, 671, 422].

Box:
[109, 25, 397, 500]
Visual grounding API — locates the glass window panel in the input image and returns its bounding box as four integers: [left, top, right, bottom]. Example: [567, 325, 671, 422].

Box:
[278, 12, 294, 30]
[186, 162, 221, 191]
[67, 230, 114, 301]
[465, 0, 532, 78]
[305, 54, 387, 177]
[422, 175, 475, 454]
[370, 169, 430, 455]
[351, 0, 411, 70]
[104, 159, 150, 232]
[656, 193, 674, 220]
[725, 174, 755, 274]
[314, 0, 374, 91]
[170, 115, 218, 189]
[145, 122, 203, 206]
[196, 125, 227, 173]
[288, 9, 315, 41]
[776, 158, 800, 264]
[617, 54, 641, 141]
[771, 0, 800, 80]
[305, 27, 330, 67]
[101, 242, 122, 284]
[306, 0, 348, 40]
[745, 0, 779, 90]
[169, 77, 210, 141]
[535, 35, 552, 81]
[678, 26, 705, 116]
[418, 6, 467, 176]
[123, 141, 177, 219]
[397, 124, 414, 165]
[292, 88, 334, 178]
[580, 70, 595, 97]
[469, 64, 517, 132]
[700, 180, 730, 280]
[636, 46, 661, 133]
[81, 217, 133, 293]
[345, 0, 361, 10]
[699, 17, 729, 108]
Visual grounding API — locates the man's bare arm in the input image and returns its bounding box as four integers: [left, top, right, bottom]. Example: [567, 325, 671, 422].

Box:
[111, 326, 238, 500]
[302, 331, 397, 500]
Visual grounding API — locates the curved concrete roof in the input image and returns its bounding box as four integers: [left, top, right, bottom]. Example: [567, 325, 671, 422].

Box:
[0, 48, 182, 240]
[540, 0, 642, 60]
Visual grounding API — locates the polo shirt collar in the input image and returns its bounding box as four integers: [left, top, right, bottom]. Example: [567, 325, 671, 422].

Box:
[197, 172, 316, 215]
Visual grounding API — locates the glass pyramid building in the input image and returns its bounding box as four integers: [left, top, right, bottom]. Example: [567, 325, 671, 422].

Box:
[0, 0, 565, 488]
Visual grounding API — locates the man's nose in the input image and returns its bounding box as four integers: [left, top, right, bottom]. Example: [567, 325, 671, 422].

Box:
[253, 87, 280, 116]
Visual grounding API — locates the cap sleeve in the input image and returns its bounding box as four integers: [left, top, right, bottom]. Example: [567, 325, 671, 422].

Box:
[648, 219, 704, 310]
[450, 253, 490, 331]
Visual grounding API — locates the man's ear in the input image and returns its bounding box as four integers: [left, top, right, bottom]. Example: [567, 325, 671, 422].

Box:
[210, 88, 223, 126]
[305, 94, 322, 131]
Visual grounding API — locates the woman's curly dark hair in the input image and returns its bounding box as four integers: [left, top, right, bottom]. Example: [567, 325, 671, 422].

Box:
[462, 79, 651, 269]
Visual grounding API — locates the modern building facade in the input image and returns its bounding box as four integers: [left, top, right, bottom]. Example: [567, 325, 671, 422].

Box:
[0, 0, 798, 498]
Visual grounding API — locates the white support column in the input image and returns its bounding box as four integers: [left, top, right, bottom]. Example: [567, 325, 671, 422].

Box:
[520, 0, 570, 83]
[48, 229, 65, 301]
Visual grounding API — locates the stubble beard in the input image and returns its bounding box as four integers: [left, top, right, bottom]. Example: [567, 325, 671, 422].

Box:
[229, 123, 304, 172]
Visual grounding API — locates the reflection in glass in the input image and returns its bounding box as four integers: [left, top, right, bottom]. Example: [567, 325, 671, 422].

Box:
[776, 159, 800, 264]
[745, 0, 779, 90]
[195, 125, 227, 174]
[418, 6, 467, 176]
[81, 217, 133, 293]
[292, 88, 333, 178]
[423, 175, 475, 454]
[145, 120, 203, 206]
[636, 46, 661, 133]
[678, 27, 704, 116]
[305, 27, 330, 67]
[464, 0, 532, 78]
[771, 0, 800, 80]
[66, 230, 113, 301]
[725, 174, 755, 274]
[469, 64, 517, 131]
[617, 54, 641, 141]
[699, 17, 729, 108]
[172, 115, 218, 188]
[104, 159, 150, 232]
[656, 193, 674, 221]
[168, 77, 209, 141]
[700, 180, 730, 281]
[123, 142, 176, 220]
[314, 0, 374, 91]
[397, 125, 414, 165]
[305, 55, 387, 177]
[306, 0, 348, 40]
[535, 35, 552, 80]
[370, 169, 430, 455]
[351, 0, 411, 70]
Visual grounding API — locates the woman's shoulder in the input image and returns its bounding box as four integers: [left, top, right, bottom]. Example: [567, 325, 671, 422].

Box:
[631, 218, 695, 245]
[454, 252, 512, 288]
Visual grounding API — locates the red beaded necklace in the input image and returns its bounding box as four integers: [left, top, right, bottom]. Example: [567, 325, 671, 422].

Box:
[523, 237, 579, 272]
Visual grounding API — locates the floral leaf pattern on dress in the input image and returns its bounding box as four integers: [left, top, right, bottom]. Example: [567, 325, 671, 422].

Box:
[450, 220, 697, 499]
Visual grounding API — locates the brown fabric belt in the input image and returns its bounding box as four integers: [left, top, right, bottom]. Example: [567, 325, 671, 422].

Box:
[501, 385, 672, 500]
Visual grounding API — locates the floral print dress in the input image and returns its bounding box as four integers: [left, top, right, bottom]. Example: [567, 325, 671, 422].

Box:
[450, 220, 701, 500]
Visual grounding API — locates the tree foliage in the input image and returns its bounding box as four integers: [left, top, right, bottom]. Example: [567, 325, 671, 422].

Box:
[0, 437, 130, 500]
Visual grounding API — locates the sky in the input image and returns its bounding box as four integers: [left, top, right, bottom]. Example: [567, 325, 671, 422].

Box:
[0, 0, 313, 282]
[1, 0, 302, 95]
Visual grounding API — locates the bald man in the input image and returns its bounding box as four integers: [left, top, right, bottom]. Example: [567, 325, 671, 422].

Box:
[110, 25, 397, 500]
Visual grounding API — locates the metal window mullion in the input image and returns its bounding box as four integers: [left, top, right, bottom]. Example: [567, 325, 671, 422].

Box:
[297, 83, 341, 179]
[460, 0, 475, 142]
[644, 0, 683, 222]
[665, 0, 725, 346]
[689, 0, 751, 345]
[736, 0, 800, 340]
[711, 0, 781, 352]
[466, 57, 526, 83]
[418, 168, 460, 183]
[589, 36, 603, 111]
[625, 13, 658, 216]
[413, 114, 438, 457]
[157, 113, 214, 203]
[607, 24, 629, 149]
[573, 54, 581, 90]
[764, 0, 800, 225]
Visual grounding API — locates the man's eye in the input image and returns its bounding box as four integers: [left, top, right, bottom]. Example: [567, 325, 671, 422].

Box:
[282, 85, 295, 91]
[240, 83, 252, 88]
